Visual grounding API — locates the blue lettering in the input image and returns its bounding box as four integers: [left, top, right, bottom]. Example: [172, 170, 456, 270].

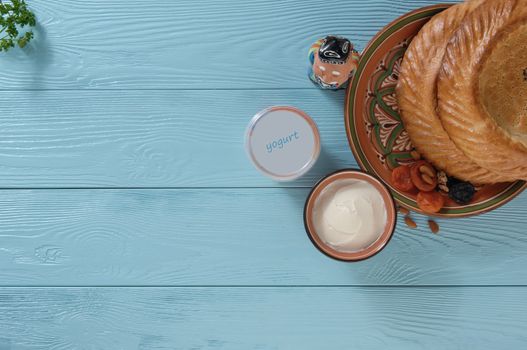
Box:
[265, 131, 300, 154]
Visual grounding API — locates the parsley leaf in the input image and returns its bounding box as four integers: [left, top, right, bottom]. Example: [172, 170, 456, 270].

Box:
[0, 0, 36, 52]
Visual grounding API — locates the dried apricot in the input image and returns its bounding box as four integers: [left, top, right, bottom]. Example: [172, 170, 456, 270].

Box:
[411, 161, 437, 192]
[416, 191, 445, 213]
[392, 165, 415, 192]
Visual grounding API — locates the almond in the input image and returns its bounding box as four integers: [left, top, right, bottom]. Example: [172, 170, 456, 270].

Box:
[422, 173, 435, 185]
[428, 220, 439, 234]
[438, 184, 449, 193]
[398, 207, 410, 215]
[404, 216, 417, 229]
[410, 150, 421, 160]
[419, 165, 436, 178]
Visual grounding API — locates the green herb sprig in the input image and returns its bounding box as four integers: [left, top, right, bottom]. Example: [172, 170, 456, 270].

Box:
[0, 0, 36, 52]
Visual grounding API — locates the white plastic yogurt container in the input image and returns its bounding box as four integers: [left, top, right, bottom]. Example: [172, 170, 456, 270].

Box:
[245, 106, 321, 181]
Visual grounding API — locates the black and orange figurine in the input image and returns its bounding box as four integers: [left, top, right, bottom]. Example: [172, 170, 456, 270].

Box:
[308, 35, 360, 90]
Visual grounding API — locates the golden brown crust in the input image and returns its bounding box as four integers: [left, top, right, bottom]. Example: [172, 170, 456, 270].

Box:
[438, 0, 527, 180]
[478, 20, 527, 147]
[396, 0, 513, 184]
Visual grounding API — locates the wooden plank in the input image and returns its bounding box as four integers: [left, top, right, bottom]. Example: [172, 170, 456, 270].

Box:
[0, 0, 457, 89]
[0, 286, 525, 349]
[0, 188, 525, 286]
[0, 89, 355, 188]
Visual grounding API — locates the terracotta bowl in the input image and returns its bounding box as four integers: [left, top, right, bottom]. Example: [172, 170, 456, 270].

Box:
[304, 170, 396, 261]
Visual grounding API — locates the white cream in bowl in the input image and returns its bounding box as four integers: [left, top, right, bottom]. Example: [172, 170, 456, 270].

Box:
[312, 179, 388, 252]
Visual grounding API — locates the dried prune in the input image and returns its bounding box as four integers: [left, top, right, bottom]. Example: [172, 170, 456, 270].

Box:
[449, 181, 475, 204]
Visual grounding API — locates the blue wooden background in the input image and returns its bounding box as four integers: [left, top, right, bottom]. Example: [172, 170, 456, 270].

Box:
[1, 0, 526, 348]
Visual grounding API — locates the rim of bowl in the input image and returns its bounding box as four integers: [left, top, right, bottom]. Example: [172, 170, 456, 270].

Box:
[304, 169, 397, 262]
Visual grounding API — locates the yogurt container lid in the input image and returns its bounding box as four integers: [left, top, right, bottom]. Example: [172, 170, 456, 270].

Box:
[245, 106, 321, 181]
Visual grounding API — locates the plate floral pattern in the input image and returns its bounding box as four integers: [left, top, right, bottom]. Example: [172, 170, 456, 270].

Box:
[364, 39, 413, 170]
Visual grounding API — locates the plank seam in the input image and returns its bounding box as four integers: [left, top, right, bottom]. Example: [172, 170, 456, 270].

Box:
[0, 88, 319, 92]
[0, 187, 314, 190]
[0, 285, 526, 288]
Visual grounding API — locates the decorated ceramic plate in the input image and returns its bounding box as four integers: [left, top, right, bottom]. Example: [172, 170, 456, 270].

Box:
[344, 4, 526, 217]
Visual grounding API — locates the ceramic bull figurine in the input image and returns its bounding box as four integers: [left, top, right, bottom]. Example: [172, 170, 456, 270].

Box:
[308, 35, 360, 90]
